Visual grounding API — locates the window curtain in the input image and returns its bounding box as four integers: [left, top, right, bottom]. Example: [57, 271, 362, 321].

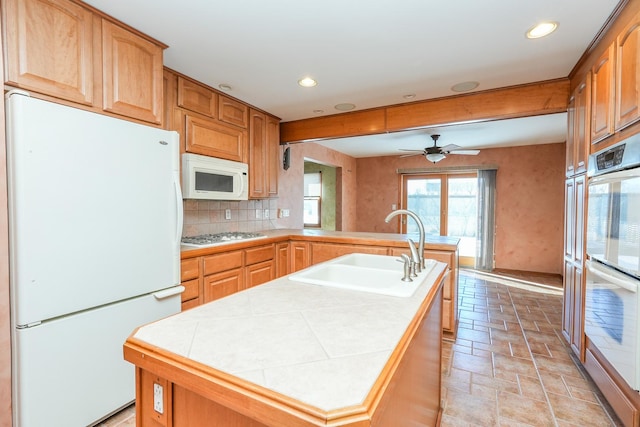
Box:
[476, 169, 497, 270]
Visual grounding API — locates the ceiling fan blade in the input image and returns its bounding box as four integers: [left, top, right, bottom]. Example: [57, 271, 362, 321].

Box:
[398, 149, 424, 152]
[438, 144, 460, 152]
[448, 149, 480, 155]
[399, 152, 424, 158]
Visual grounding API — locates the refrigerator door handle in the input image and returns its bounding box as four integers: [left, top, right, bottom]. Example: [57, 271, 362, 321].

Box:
[153, 285, 185, 300]
[174, 173, 184, 246]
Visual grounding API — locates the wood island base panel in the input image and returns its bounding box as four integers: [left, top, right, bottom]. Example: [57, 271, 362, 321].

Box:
[124, 262, 447, 427]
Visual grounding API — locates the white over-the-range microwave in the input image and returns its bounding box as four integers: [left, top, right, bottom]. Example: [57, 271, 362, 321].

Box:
[182, 153, 248, 200]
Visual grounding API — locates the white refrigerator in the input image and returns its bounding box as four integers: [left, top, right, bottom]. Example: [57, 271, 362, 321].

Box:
[6, 91, 184, 426]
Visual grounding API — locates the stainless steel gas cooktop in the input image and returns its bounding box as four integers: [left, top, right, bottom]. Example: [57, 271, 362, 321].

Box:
[181, 232, 266, 247]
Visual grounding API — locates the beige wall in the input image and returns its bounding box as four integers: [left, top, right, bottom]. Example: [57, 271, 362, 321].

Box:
[277, 142, 358, 231]
[355, 142, 566, 274]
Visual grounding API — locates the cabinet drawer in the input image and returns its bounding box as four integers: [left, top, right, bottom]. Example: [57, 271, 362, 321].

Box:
[181, 298, 199, 312]
[181, 258, 200, 281]
[245, 244, 274, 265]
[203, 251, 243, 275]
[181, 278, 199, 302]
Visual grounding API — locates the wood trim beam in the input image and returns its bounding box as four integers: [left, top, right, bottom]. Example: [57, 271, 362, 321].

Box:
[280, 79, 570, 144]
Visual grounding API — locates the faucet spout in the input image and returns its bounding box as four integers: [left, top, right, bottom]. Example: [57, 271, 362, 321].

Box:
[385, 209, 425, 269]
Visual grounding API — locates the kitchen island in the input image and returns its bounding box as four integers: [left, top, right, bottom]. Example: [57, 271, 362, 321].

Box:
[124, 258, 447, 426]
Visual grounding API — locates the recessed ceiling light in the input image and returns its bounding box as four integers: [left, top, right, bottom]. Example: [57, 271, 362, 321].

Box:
[334, 103, 356, 111]
[218, 83, 232, 91]
[451, 81, 479, 92]
[403, 94, 416, 99]
[526, 21, 558, 39]
[298, 77, 317, 87]
[313, 109, 324, 114]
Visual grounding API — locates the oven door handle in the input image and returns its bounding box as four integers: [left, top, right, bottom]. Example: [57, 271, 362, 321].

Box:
[589, 167, 640, 184]
[586, 260, 638, 293]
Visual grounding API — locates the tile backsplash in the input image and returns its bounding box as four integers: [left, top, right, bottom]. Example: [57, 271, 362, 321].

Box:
[182, 199, 279, 237]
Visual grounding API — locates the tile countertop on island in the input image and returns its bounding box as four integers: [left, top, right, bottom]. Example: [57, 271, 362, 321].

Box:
[123, 260, 448, 425]
[180, 228, 460, 257]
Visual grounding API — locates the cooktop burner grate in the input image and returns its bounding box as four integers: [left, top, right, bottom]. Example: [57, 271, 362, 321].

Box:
[181, 232, 266, 247]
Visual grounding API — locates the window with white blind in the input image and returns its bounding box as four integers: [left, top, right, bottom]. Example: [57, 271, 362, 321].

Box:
[304, 172, 322, 227]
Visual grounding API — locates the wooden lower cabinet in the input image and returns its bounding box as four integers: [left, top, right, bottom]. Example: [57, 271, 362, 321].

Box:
[245, 260, 275, 288]
[290, 241, 310, 272]
[180, 258, 201, 311]
[275, 242, 290, 277]
[204, 268, 243, 303]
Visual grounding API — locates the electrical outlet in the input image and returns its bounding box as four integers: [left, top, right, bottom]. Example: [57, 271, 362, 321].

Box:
[225, 208, 231, 220]
[264, 209, 269, 219]
[153, 383, 164, 414]
[255, 209, 262, 219]
[282, 209, 290, 217]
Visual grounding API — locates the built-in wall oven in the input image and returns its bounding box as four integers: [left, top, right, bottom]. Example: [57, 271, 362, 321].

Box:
[585, 136, 640, 392]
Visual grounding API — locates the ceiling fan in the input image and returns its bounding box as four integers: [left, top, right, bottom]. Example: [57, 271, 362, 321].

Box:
[399, 134, 480, 163]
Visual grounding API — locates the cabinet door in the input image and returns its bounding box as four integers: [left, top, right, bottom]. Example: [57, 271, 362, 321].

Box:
[4, 0, 94, 105]
[102, 20, 163, 124]
[178, 77, 217, 117]
[616, 13, 640, 131]
[249, 109, 267, 198]
[267, 116, 280, 196]
[574, 175, 586, 266]
[204, 268, 243, 303]
[275, 243, 290, 277]
[564, 178, 575, 260]
[562, 259, 574, 344]
[185, 114, 247, 162]
[246, 260, 275, 288]
[591, 44, 615, 144]
[571, 266, 585, 360]
[574, 76, 590, 175]
[219, 95, 249, 128]
[290, 242, 310, 272]
[566, 94, 576, 177]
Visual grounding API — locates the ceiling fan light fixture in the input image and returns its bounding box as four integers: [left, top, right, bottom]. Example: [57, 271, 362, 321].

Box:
[426, 153, 446, 163]
[526, 21, 558, 39]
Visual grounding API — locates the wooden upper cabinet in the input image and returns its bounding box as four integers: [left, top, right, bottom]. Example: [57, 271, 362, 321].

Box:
[615, 13, 640, 131]
[267, 115, 280, 196]
[178, 77, 217, 117]
[249, 109, 267, 198]
[185, 114, 246, 162]
[219, 95, 249, 128]
[591, 44, 615, 144]
[566, 94, 576, 177]
[574, 76, 590, 175]
[102, 20, 163, 124]
[3, 0, 95, 105]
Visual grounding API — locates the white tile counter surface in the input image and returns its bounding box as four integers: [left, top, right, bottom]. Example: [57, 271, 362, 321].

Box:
[132, 261, 446, 412]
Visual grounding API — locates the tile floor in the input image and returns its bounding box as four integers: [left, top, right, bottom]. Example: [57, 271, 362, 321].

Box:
[99, 269, 624, 427]
[441, 269, 622, 427]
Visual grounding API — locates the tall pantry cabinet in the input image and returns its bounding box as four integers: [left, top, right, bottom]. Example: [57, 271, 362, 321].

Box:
[562, 74, 589, 361]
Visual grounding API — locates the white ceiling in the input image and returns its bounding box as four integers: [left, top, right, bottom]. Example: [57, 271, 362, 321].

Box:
[85, 0, 619, 157]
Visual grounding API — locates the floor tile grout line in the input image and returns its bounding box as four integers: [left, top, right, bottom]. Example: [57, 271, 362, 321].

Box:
[501, 279, 561, 427]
